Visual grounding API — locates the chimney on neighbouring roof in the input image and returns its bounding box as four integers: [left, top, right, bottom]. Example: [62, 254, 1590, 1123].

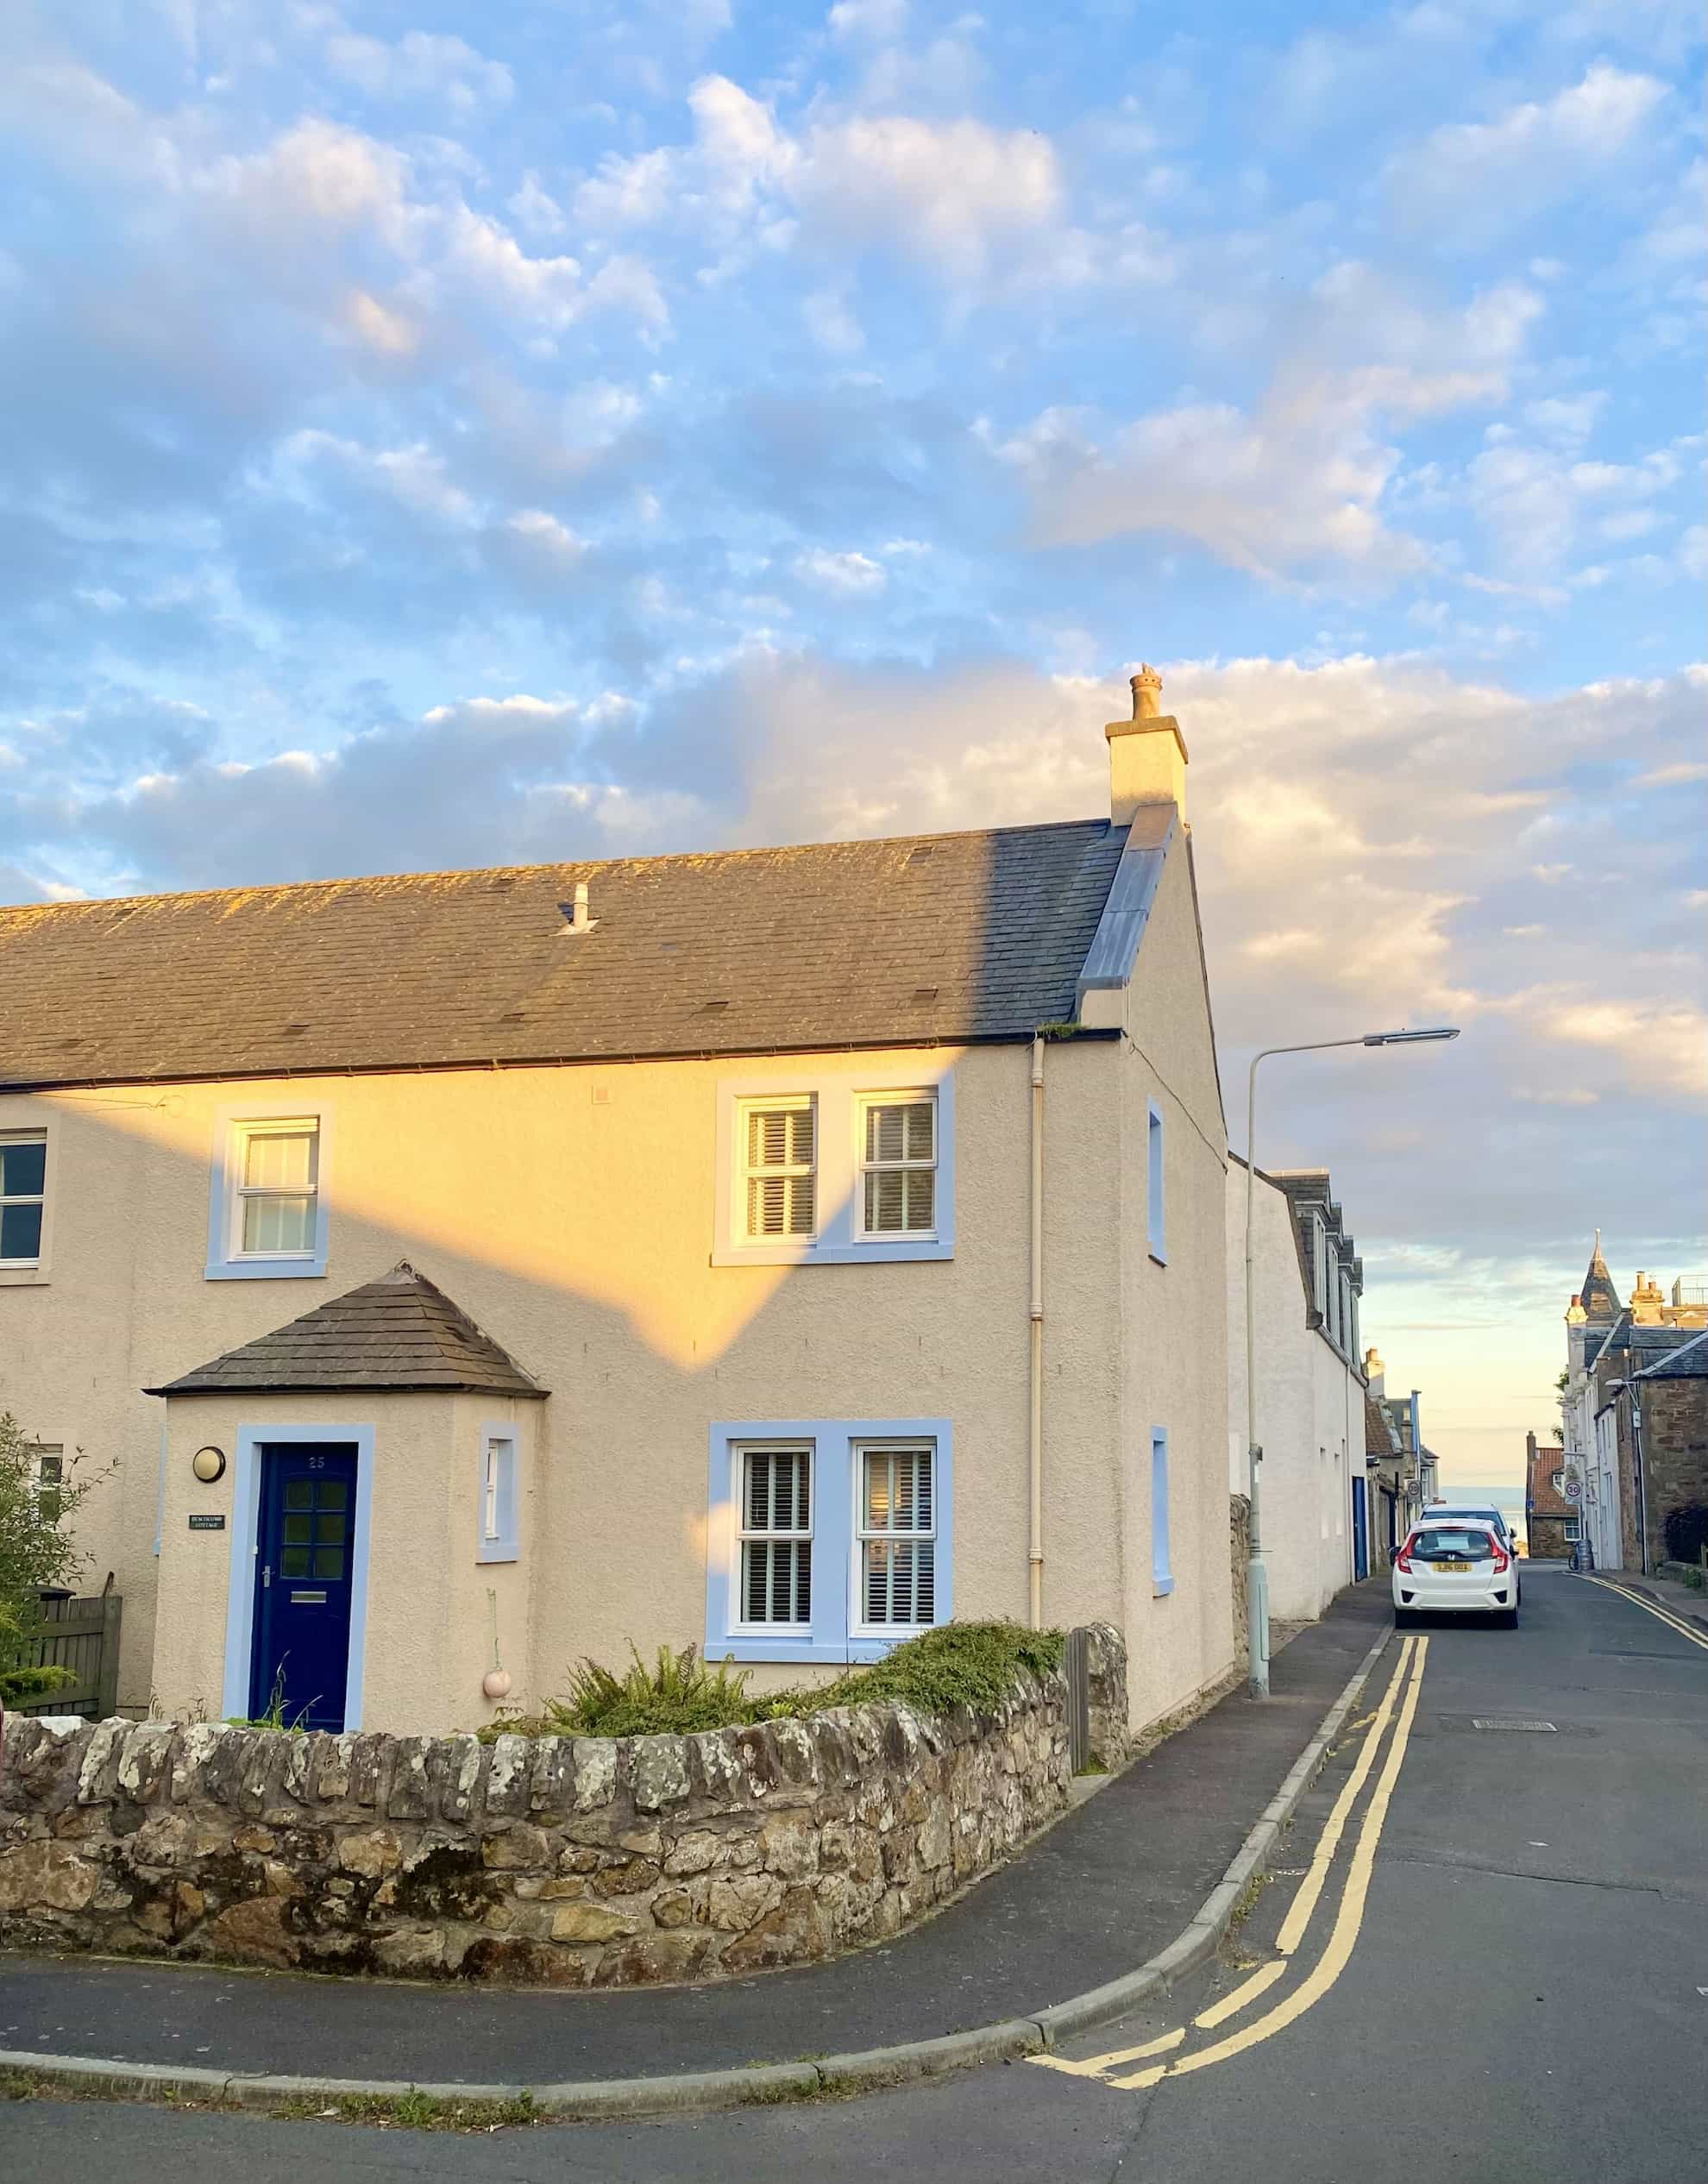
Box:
[1105, 663, 1188, 827]
[1364, 1345, 1385, 1397]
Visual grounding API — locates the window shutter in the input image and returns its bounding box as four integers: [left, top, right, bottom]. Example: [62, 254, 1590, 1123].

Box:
[860, 1447, 935, 1625]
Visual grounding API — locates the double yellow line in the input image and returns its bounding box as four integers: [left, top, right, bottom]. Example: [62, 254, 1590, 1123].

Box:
[1582, 1575, 1708, 1654]
[1033, 1636, 1428, 2092]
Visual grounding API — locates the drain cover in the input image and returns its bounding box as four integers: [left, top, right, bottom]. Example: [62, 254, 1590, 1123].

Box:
[1472, 1717, 1556, 1732]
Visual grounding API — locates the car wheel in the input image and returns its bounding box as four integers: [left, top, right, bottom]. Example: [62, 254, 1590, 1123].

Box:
[1393, 1609, 1412, 1629]
[1497, 1607, 1518, 1629]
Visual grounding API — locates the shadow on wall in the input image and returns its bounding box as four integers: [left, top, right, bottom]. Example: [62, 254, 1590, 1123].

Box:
[2, 826, 1143, 1727]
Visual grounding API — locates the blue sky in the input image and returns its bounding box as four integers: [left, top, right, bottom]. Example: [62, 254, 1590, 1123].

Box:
[2, 0, 1703, 1484]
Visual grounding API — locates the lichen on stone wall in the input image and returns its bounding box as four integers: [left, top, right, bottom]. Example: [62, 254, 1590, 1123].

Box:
[0, 1635, 1115, 1988]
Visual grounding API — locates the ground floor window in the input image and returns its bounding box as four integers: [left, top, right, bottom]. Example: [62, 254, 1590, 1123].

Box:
[706, 1417, 952, 1663]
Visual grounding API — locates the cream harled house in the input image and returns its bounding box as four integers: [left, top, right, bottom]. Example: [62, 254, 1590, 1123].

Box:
[0, 674, 1230, 1737]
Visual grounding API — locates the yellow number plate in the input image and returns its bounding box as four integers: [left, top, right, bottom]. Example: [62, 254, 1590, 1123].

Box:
[1437, 1560, 1472, 1572]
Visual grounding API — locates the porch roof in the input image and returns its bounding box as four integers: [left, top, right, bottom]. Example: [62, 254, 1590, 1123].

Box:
[146, 1261, 548, 1398]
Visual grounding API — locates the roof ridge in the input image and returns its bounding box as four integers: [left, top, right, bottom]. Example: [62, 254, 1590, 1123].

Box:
[0, 815, 1115, 921]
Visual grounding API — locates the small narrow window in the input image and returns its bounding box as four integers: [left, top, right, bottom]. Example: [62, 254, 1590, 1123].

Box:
[739, 1446, 813, 1625]
[0, 1133, 47, 1264]
[33, 1442, 65, 1521]
[1146, 1101, 1166, 1260]
[478, 1431, 518, 1563]
[858, 1095, 937, 1237]
[1152, 1428, 1174, 1596]
[858, 1444, 936, 1627]
[234, 1121, 319, 1257]
[1563, 1518, 1581, 1543]
[740, 1100, 816, 1241]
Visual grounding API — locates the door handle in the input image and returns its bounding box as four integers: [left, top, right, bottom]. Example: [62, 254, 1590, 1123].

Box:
[262, 1564, 272, 1588]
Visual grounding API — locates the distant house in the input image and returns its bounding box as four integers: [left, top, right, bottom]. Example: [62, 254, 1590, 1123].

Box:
[1560, 1237, 1707, 1571]
[1362, 1351, 1410, 1566]
[1226, 1160, 1369, 1613]
[0, 672, 1234, 1739]
[1524, 1431, 1575, 1561]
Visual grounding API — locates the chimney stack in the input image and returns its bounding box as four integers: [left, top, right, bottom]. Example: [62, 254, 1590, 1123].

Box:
[1105, 663, 1188, 827]
[1364, 1345, 1385, 1397]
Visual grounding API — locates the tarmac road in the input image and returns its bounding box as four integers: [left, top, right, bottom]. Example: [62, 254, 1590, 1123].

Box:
[5, 1568, 1705, 2182]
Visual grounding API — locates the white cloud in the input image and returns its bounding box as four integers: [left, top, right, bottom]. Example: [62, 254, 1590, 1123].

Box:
[794, 548, 887, 593]
[1385, 64, 1668, 241]
[988, 271, 1539, 581]
[323, 30, 513, 110]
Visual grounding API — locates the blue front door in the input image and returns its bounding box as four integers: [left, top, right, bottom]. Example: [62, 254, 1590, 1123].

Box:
[1352, 1477, 1369, 1580]
[250, 1443, 358, 1730]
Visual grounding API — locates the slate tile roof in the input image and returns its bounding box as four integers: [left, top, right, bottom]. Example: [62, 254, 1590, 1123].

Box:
[0, 819, 1128, 1089]
[1634, 1329, 1708, 1379]
[146, 1262, 547, 1398]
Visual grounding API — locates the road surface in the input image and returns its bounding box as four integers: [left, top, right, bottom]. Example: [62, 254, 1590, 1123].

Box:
[4, 1567, 1704, 2182]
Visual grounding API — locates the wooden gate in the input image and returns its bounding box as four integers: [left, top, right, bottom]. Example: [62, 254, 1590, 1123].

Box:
[15, 1592, 122, 1720]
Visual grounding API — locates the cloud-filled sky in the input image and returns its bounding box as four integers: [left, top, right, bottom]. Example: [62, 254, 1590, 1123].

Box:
[3, 0, 1703, 1487]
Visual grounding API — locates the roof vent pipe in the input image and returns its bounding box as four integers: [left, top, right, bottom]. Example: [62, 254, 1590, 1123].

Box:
[561, 882, 597, 936]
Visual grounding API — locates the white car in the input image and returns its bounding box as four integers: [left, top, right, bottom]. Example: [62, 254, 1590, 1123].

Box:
[1393, 1519, 1519, 1629]
[1420, 1503, 1522, 1601]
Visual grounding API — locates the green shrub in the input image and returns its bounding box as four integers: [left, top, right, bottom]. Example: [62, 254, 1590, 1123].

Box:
[757, 1620, 1064, 1722]
[480, 1622, 1064, 1742]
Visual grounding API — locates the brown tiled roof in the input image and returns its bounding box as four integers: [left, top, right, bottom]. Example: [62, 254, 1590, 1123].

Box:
[146, 1262, 547, 1398]
[1365, 1394, 1401, 1460]
[0, 821, 1129, 1089]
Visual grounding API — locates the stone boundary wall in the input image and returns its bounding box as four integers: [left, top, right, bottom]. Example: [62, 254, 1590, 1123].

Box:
[0, 1640, 1113, 1987]
[1230, 1494, 1251, 1663]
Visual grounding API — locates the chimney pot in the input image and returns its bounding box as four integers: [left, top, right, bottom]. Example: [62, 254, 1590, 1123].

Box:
[1105, 662, 1186, 825]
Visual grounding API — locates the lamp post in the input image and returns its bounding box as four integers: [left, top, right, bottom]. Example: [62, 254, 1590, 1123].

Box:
[1244, 1026, 1460, 1698]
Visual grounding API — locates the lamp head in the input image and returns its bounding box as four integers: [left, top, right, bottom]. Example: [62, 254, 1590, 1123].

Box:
[1362, 1027, 1461, 1047]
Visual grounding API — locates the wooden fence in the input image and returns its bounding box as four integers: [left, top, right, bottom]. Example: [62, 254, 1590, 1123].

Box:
[15, 1592, 122, 1720]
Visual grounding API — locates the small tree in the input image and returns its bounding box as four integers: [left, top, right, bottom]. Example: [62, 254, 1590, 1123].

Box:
[0, 1411, 97, 1707]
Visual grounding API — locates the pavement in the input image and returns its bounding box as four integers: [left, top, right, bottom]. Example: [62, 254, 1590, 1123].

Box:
[0, 1579, 1390, 2087]
[6, 1567, 1705, 2182]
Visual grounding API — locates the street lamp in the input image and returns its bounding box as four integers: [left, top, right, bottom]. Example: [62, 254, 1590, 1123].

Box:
[1243, 1026, 1460, 1698]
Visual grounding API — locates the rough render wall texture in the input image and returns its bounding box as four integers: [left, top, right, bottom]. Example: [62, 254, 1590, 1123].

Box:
[1230, 1495, 1251, 1664]
[1115, 838, 1234, 1723]
[0, 1648, 1090, 1986]
[0, 830, 1230, 1739]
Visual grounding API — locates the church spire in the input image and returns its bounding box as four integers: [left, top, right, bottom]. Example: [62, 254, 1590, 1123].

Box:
[1578, 1232, 1621, 1323]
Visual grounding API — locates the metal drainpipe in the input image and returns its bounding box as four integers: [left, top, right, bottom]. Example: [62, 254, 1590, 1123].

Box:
[1028, 1035, 1046, 1630]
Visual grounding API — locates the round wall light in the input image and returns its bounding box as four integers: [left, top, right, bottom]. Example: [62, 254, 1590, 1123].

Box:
[191, 1446, 227, 1484]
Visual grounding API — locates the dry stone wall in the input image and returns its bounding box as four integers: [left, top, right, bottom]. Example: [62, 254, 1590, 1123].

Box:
[0, 1647, 1101, 1987]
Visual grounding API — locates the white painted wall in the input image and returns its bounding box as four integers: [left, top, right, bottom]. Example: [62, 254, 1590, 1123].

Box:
[1226, 1164, 1361, 1622]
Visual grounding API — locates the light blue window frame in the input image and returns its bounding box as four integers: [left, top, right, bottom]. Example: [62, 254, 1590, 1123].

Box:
[1152, 1427, 1174, 1597]
[477, 1423, 520, 1564]
[706, 1417, 953, 1664]
[205, 1103, 332, 1281]
[1146, 1100, 1166, 1263]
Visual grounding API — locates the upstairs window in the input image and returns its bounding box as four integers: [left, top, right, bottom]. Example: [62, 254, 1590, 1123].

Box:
[857, 1095, 937, 1237]
[208, 1108, 330, 1279]
[1146, 1101, 1166, 1260]
[740, 1099, 817, 1242]
[858, 1443, 936, 1627]
[739, 1445, 813, 1627]
[235, 1121, 319, 1256]
[0, 1133, 47, 1264]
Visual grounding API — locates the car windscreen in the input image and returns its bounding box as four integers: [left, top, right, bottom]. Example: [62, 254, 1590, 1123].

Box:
[1411, 1526, 1494, 1560]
